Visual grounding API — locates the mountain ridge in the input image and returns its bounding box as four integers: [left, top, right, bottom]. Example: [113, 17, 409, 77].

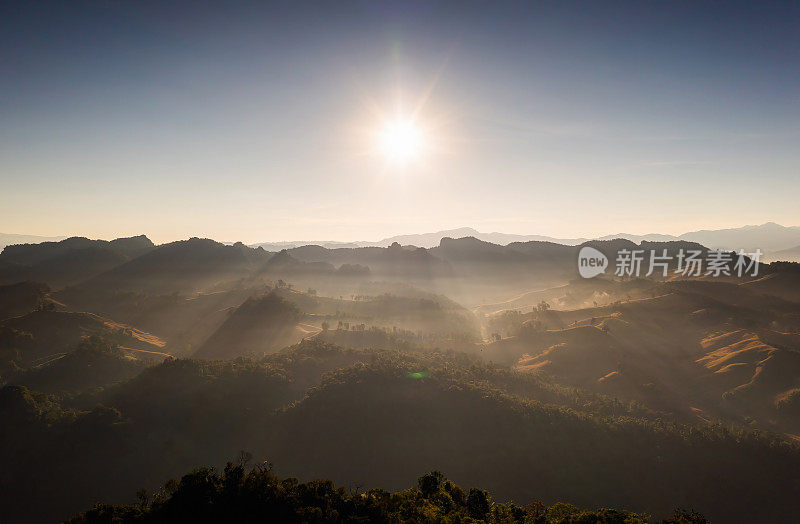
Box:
[249, 222, 800, 253]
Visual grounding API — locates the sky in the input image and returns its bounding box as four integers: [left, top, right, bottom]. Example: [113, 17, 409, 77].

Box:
[1, 1, 798, 244]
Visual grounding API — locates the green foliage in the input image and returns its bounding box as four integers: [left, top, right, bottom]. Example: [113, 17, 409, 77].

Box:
[67, 467, 657, 524]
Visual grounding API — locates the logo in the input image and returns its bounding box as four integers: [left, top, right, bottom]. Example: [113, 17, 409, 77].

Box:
[578, 246, 608, 278]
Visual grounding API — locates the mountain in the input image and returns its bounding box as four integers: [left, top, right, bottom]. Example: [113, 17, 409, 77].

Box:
[0, 235, 155, 288]
[370, 227, 588, 248]
[771, 244, 800, 263]
[0, 233, 66, 251]
[0, 309, 165, 368]
[79, 238, 270, 294]
[0, 281, 52, 321]
[10, 335, 151, 395]
[251, 240, 364, 250]
[486, 277, 800, 431]
[740, 265, 800, 303]
[56, 284, 272, 355]
[248, 223, 800, 254]
[194, 293, 305, 359]
[0, 235, 154, 265]
[258, 250, 337, 276]
[286, 242, 451, 280]
[597, 232, 682, 243]
[391, 222, 800, 252]
[3, 340, 798, 522]
[252, 228, 590, 250]
[273, 285, 478, 340]
[4, 229, 800, 523]
[679, 222, 800, 253]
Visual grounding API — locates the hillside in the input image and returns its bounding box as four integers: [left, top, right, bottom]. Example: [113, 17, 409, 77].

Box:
[79, 238, 271, 295]
[1, 340, 798, 522]
[0, 309, 165, 381]
[0, 235, 153, 266]
[286, 242, 452, 281]
[10, 336, 151, 395]
[0, 281, 52, 320]
[0, 236, 155, 288]
[194, 293, 306, 359]
[771, 244, 800, 263]
[6, 0, 800, 521]
[740, 268, 800, 303]
[485, 281, 800, 431]
[2, 236, 800, 523]
[269, 286, 480, 341]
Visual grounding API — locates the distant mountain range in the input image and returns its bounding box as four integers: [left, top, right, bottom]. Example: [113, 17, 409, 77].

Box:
[0, 233, 66, 250]
[251, 222, 800, 258]
[6, 222, 800, 263]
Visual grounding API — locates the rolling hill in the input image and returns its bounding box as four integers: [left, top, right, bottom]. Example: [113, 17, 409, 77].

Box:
[2, 340, 795, 522]
[78, 238, 271, 295]
[485, 280, 800, 431]
[0, 309, 165, 371]
[0, 236, 155, 289]
[194, 293, 306, 359]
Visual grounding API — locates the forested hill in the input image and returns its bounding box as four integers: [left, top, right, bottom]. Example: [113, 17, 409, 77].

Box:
[67, 466, 707, 524]
[3, 340, 799, 522]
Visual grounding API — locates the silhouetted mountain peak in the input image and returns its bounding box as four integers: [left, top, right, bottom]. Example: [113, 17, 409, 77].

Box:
[265, 249, 297, 266]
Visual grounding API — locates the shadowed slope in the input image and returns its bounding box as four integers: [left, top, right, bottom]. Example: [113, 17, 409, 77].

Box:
[194, 293, 304, 359]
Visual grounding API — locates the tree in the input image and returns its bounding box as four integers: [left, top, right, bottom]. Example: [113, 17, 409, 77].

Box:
[536, 300, 551, 312]
[418, 471, 444, 498]
[467, 488, 491, 519]
[35, 297, 55, 312]
[136, 488, 149, 510]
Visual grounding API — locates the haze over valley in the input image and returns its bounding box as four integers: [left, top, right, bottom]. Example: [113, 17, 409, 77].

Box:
[2, 1, 800, 523]
[3, 229, 800, 522]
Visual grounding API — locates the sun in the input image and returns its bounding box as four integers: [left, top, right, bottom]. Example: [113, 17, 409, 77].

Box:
[378, 119, 424, 162]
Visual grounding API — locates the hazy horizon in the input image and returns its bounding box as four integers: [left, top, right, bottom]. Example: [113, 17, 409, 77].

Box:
[3, 220, 800, 246]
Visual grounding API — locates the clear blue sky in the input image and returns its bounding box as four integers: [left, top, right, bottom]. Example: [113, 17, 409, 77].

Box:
[1, 1, 798, 243]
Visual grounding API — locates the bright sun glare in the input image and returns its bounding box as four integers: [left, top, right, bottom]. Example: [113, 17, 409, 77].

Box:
[378, 119, 424, 162]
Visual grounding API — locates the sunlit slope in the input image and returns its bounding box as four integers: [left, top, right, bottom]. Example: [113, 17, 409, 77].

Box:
[699, 329, 800, 410]
[0, 311, 168, 395]
[485, 283, 800, 429]
[0, 309, 165, 366]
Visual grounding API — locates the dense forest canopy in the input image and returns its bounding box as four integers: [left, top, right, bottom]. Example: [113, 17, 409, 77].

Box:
[68, 466, 708, 524]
